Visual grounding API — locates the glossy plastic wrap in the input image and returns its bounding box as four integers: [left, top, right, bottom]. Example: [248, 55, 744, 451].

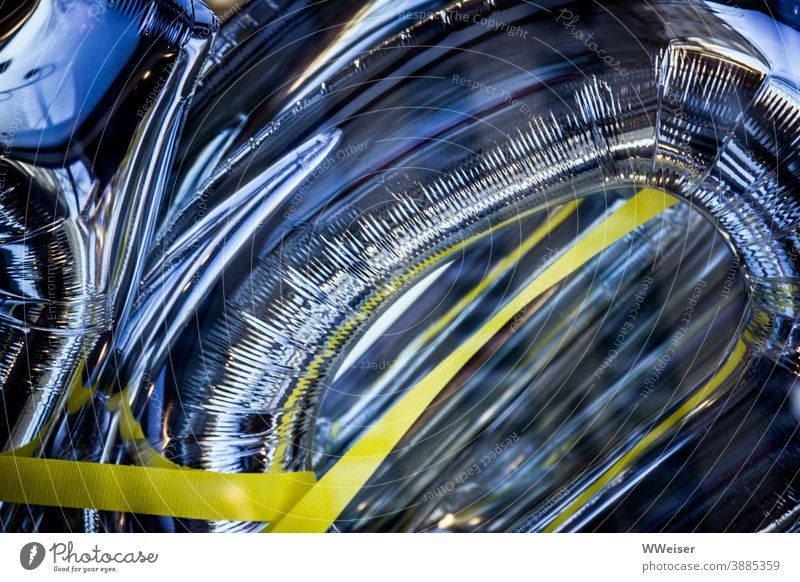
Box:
[2, 0, 800, 533]
[0, 0, 217, 531]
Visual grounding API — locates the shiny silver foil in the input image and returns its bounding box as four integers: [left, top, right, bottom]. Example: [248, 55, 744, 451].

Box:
[2, 0, 800, 533]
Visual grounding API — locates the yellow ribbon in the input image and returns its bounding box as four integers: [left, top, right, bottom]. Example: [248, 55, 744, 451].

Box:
[543, 338, 747, 531]
[268, 188, 678, 532]
[2, 187, 736, 531]
[0, 455, 315, 522]
[418, 200, 579, 344]
[0, 388, 317, 522]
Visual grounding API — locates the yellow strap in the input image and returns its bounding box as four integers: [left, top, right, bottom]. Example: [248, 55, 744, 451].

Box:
[1, 388, 316, 521]
[418, 201, 579, 344]
[0, 362, 89, 459]
[268, 188, 677, 532]
[109, 389, 184, 469]
[0, 455, 316, 522]
[0, 386, 317, 522]
[543, 337, 747, 531]
[324, 202, 580, 439]
[0, 383, 318, 521]
[269, 199, 581, 471]
[0, 430, 50, 459]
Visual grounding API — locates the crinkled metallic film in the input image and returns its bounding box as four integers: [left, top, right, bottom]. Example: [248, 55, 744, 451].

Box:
[1, 0, 800, 533]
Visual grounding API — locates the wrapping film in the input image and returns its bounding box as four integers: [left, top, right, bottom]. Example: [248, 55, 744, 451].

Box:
[1, 0, 800, 533]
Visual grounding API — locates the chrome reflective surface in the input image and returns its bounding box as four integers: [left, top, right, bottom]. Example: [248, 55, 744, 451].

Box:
[2, 0, 800, 533]
[0, 0, 216, 531]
